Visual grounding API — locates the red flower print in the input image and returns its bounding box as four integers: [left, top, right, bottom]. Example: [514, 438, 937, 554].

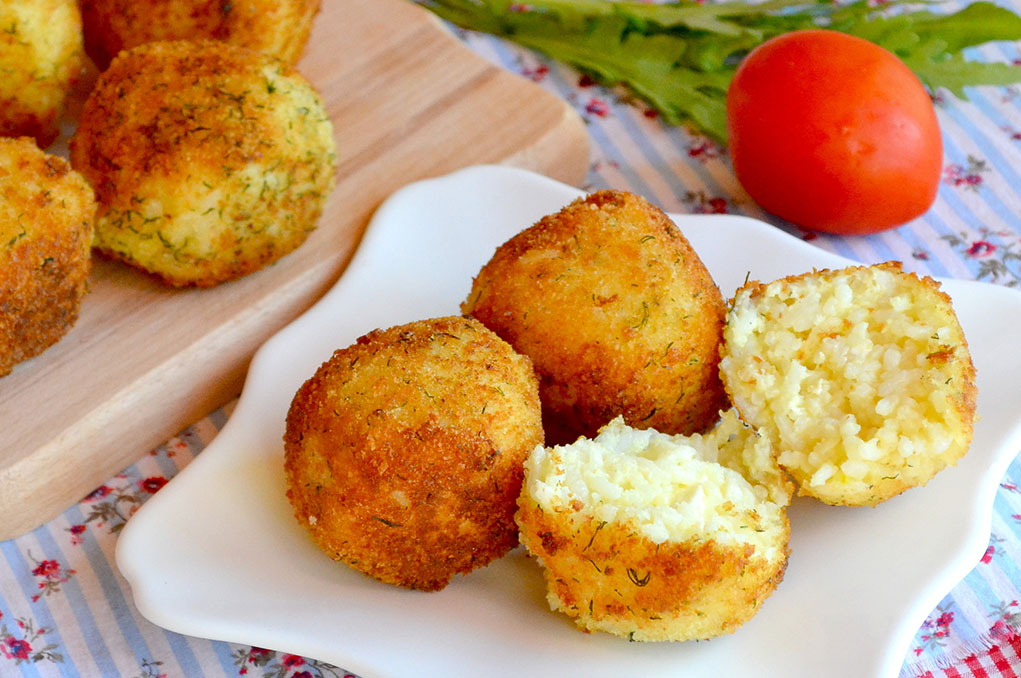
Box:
[585, 98, 610, 117]
[139, 476, 167, 494]
[936, 611, 954, 627]
[578, 73, 596, 88]
[248, 648, 271, 661]
[282, 654, 305, 667]
[2, 637, 31, 660]
[943, 156, 988, 190]
[292, 672, 314, 678]
[982, 545, 995, 563]
[31, 560, 60, 578]
[990, 619, 1018, 641]
[84, 485, 113, 501]
[688, 139, 722, 163]
[67, 524, 86, 545]
[683, 190, 729, 214]
[965, 240, 996, 258]
[521, 63, 548, 82]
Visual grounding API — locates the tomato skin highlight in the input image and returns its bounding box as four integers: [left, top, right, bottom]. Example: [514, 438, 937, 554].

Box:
[726, 29, 943, 235]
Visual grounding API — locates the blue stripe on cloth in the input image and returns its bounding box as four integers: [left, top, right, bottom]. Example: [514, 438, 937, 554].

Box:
[149, 442, 182, 481]
[611, 109, 723, 209]
[990, 488, 1021, 589]
[961, 560, 1000, 625]
[932, 135, 998, 281]
[0, 540, 77, 678]
[67, 485, 206, 678]
[904, 216, 954, 278]
[940, 104, 1021, 241]
[59, 505, 158, 672]
[31, 524, 112, 677]
[859, 231, 901, 265]
[0, 592, 42, 678]
[211, 639, 243, 676]
[158, 628, 204, 677]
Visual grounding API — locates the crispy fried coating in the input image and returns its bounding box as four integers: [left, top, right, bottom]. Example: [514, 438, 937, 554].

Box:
[517, 413, 791, 641]
[80, 0, 321, 71]
[720, 263, 977, 506]
[284, 316, 544, 592]
[0, 0, 86, 147]
[462, 190, 728, 445]
[0, 137, 95, 376]
[69, 40, 336, 287]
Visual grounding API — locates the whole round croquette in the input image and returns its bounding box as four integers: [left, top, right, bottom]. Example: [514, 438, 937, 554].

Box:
[0, 0, 87, 147]
[80, 0, 321, 71]
[69, 39, 336, 287]
[284, 316, 544, 592]
[462, 190, 729, 445]
[0, 137, 95, 376]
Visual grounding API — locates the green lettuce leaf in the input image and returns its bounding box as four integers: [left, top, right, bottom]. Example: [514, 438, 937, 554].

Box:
[421, 0, 1021, 142]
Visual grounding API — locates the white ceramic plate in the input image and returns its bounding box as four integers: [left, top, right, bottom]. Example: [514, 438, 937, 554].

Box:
[117, 165, 1021, 678]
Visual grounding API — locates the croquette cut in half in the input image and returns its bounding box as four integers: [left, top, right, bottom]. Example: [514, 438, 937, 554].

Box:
[69, 39, 336, 287]
[80, 0, 321, 71]
[0, 0, 87, 147]
[0, 137, 96, 376]
[720, 263, 977, 507]
[462, 190, 729, 445]
[517, 411, 792, 641]
[284, 316, 544, 592]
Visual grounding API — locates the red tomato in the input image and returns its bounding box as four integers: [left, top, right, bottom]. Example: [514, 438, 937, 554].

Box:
[726, 29, 942, 235]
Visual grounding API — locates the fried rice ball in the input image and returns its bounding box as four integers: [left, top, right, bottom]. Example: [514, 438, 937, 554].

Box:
[80, 0, 320, 71]
[517, 411, 792, 641]
[284, 316, 544, 592]
[462, 190, 728, 445]
[0, 137, 95, 376]
[719, 263, 977, 507]
[0, 0, 87, 147]
[69, 40, 336, 287]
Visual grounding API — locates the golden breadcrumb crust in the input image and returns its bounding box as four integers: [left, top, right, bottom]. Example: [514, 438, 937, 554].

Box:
[517, 508, 789, 641]
[80, 0, 321, 70]
[462, 190, 728, 445]
[720, 263, 977, 506]
[284, 316, 544, 592]
[0, 137, 96, 376]
[69, 40, 336, 287]
[516, 415, 790, 641]
[0, 0, 86, 147]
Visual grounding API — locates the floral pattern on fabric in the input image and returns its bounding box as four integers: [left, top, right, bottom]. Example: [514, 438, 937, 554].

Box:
[0, 613, 62, 665]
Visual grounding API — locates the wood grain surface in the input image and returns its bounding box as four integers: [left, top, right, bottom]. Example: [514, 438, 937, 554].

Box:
[0, 0, 590, 540]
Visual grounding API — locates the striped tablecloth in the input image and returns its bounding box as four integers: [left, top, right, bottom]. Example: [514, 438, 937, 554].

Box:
[4, 3, 1021, 677]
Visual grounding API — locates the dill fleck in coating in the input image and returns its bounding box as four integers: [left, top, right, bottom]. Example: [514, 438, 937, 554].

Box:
[0, 137, 96, 376]
[517, 412, 791, 641]
[720, 263, 977, 506]
[0, 0, 87, 147]
[69, 39, 336, 287]
[80, 0, 321, 71]
[463, 189, 728, 445]
[284, 316, 544, 592]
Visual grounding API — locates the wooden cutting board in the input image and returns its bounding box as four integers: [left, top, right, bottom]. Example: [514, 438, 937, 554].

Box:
[0, 0, 589, 541]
